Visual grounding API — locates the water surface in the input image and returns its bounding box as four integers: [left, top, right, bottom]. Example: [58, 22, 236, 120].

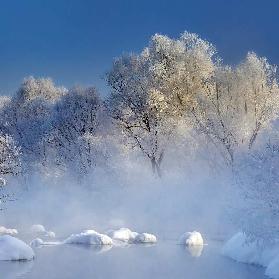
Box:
[0, 240, 266, 279]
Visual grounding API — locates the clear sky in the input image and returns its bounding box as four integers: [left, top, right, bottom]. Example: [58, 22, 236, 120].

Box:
[0, 0, 279, 95]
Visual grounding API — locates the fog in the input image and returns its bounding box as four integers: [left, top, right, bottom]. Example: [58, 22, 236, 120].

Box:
[1, 156, 234, 241]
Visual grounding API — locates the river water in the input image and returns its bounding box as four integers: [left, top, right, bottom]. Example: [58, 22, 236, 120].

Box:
[0, 240, 266, 279]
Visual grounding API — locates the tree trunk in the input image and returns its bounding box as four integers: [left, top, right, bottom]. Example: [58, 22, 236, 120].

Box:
[151, 157, 162, 178]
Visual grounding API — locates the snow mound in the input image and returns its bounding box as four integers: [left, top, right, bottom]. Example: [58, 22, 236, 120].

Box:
[30, 224, 46, 234]
[222, 232, 279, 266]
[134, 233, 157, 244]
[30, 225, 56, 239]
[45, 231, 56, 238]
[179, 231, 203, 246]
[30, 238, 44, 248]
[0, 226, 18, 235]
[0, 235, 34, 261]
[64, 230, 113, 245]
[107, 228, 138, 242]
[107, 228, 157, 244]
[222, 232, 279, 279]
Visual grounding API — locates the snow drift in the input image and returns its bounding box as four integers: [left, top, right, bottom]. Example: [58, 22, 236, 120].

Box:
[223, 232, 279, 279]
[179, 231, 203, 246]
[0, 235, 34, 261]
[64, 230, 113, 245]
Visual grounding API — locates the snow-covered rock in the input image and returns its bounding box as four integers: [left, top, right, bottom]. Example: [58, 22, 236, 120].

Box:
[0, 235, 34, 261]
[45, 231, 56, 238]
[30, 224, 46, 234]
[64, 230, 113, 245]
[134, 233, 157, 244]
[0, 226, 18, 235]
[179, 231, 203, 246]
[30, 238, 44, 248]
[107, 228, 137, 242]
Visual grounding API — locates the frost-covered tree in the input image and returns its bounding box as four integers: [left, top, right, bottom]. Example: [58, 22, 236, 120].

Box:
[235, 133, 279, 243]
[190, 53, 279, 164]
[47, 86, 105, 177]
[0, 134, 21, 176]
[106, 52, 175, 176]
[143, 32, 279, 165]
[0, 77, 66, 171]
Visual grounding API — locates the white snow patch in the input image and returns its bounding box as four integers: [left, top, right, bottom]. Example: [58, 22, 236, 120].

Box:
[107, 228, 157, 244]
[0, 226, 18, 235]
[179, 231, 204, 246]
[222, 232, 279, 279]
[0, 235, 34, 261]
[107, 228, 137, 242]
[64, 230, 113, 245]
[134, 233, 157, 244]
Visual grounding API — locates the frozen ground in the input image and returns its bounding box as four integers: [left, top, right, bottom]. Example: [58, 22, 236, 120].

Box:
[0, 239, 266, 279]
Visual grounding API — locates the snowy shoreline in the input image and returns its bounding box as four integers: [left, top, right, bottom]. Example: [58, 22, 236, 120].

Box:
[223, 232, 279, 279]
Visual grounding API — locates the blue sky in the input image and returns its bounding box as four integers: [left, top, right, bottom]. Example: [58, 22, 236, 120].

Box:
[0, 0, 279, 95]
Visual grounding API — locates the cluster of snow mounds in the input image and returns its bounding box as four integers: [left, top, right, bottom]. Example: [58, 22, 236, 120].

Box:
[0, 226, 18, 235]
[64, 230, 113, 245]
[179, 231, 204, 246]
[30, 224, 56, 239]
[107, 228, 157, 244]
[0, 235, 34, 261]
[222, 232, 279, 279]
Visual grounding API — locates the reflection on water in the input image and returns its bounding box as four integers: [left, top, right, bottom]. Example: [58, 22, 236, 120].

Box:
[1, 240, 266, 279]
[185, 244, 204, 257]
[66, 243, 113, 254]
[0, 260, 33, 279]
